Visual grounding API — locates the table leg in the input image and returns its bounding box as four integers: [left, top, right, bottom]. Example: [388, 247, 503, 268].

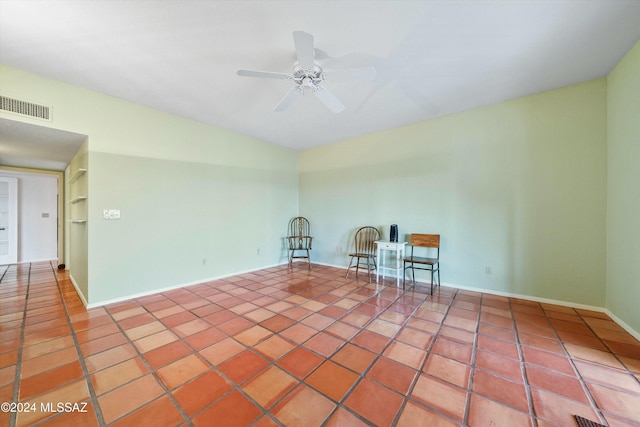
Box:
[395, 248, 400, 287]
[376, 246, 380, 283]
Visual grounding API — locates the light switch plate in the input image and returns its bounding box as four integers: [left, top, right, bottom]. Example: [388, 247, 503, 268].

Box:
[103, 209, 121, 220]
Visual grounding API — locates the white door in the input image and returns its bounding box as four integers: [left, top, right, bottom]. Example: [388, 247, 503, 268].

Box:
[0, 177, 18, 265]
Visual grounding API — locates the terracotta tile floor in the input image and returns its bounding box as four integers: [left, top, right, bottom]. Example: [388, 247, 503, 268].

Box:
[1, 262, 640, 426]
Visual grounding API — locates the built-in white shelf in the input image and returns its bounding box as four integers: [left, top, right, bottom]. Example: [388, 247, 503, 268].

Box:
[68, 196, 87, 204]
[69, 168, 87, 183]
[67, 219, 87, 224]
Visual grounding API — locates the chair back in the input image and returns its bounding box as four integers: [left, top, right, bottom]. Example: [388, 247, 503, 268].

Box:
[288, 217, 312, 249]
[354, 226, 380, 255]
[410, 234, 440, 248]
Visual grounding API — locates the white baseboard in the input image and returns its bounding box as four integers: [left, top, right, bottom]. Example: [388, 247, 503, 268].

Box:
[77, 260, 640, 341]
[10, 258, 58, 265]
[85, 263, 283, 309]
[604, 309, 640, 342]
[69, 273, 89, 308]
[314, 262, 640, 340]
[424, 280, 640, 342]
[445, 281, 606, 312]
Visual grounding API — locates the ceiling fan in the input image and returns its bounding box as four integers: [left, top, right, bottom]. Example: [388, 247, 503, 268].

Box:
[237, 31, 376, 113]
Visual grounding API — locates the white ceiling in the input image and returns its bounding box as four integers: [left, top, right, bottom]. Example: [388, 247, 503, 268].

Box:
[1, 0, 639, 170]
[0, 118, 86, 171]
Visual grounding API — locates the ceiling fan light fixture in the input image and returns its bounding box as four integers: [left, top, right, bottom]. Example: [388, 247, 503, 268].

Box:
[236, 31, 376, 113]
[301, 77, 315, 89]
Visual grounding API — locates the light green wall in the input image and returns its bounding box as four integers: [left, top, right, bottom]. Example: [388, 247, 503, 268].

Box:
[88, 152, 297, 303]
[300, 79, 607, 306]
[1, 65, 299, 305]
[606, 41, 640, 333]
[2, 57, 635, 320]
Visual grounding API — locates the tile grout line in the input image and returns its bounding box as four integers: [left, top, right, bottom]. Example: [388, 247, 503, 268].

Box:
[547, 307, 610, 426]
[236, 267, 368, 426]
[247, 269, 362, 426]
[390, 285, 461, 427]
[103, 298, 197, 426]
[182, 298, 290, 426]
[462, 291, 483, 427]
[44, 260, 107, 426]
[142, 289, 246, 424]
[573, 308, 640, 389]
[190, 282, 298, 425]
[510, 299, 540, 427]
[322, 279, 432, 426]
[143, 276, 327, 425]
[247, 276, 396, 426]
[7, 263, 29, 427]
[12, 264, 637, 426]
[227, 274, 430, 426]
[178, 283, 302, 426]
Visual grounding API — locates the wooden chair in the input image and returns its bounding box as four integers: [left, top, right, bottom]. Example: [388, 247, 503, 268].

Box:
[287, 217, 312, 269]
[403, 234, 440, 293]
[345, 226, 380, 282]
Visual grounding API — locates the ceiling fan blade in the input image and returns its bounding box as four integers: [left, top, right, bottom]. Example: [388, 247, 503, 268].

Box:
[274, 86, 303, 112]
[237, 69, 292, 80]
[313, 87, 345, 113]
[293, 31, 315, 70]
[323, 67, 377, 82]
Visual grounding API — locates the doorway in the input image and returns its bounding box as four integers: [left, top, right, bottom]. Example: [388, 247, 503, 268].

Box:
[0, 118, 86, 267]
[0, 176, 17, 264]
[0, 170, 62, 265]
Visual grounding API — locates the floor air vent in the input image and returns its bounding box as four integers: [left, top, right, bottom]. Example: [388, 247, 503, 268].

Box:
[0, 96, 50, 120]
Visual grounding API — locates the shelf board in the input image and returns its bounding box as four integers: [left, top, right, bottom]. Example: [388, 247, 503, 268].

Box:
[67, 219, 87, 224]
[69, 168, 87, 183]
[68, 196, 87, 204]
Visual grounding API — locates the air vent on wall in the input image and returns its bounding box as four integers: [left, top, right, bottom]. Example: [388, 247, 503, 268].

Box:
[0, 95, 50, 120]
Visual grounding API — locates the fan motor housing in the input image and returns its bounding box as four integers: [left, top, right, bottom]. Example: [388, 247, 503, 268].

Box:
[292, 63, 323, 81]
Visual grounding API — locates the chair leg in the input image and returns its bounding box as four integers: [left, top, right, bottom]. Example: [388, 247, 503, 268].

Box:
[402, 261, 406, 289]
[430, 269, 434, 295]
[403, 263, 419, 290]
[346, 256, 355, 278]
[355, 256, 360, 278]
[437, 268, 441, 287]
[306, 249, 311, 269]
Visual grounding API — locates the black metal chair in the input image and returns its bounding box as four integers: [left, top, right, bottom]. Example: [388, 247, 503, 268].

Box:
[287, 217, 312, 269]
[345, 226, 380, 282]
[403, 234, 440, 293]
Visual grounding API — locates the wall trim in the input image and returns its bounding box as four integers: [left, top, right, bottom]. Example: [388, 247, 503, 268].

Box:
[79, 259, 640, 342]
[85, 263, 283, 309]
[15, 258, 58, 265]
[604, 309, 640, 342]
[69, 273, 89, 308]
[315, 261, 640, 340]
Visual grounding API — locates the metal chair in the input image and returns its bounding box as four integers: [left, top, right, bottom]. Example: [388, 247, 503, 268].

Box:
[287, 217, 312, 269]
[403, 234, 440, 293]
[346, 226, 380, 282]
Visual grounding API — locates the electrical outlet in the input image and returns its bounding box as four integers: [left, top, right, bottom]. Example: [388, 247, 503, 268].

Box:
[485, 266, 492, 275]
[257, 247, 261, 255]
